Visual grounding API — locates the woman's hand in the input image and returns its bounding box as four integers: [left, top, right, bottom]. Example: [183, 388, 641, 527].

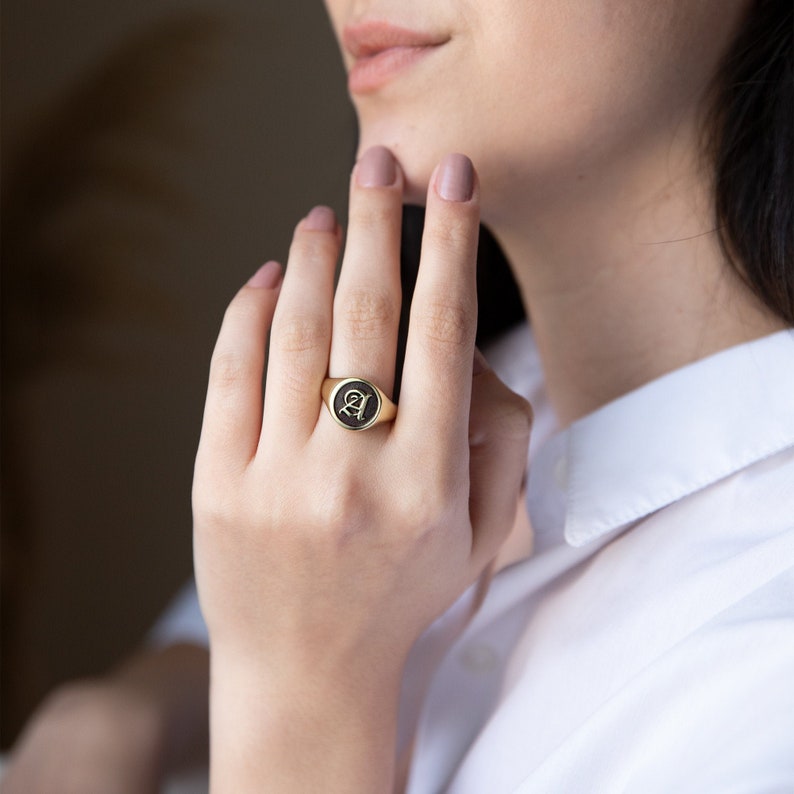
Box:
[193, 147, 532, 792]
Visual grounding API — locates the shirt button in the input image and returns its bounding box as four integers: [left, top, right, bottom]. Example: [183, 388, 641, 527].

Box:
[459, 642, 500, 673]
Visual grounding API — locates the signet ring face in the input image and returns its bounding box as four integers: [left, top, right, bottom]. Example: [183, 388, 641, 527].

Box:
[321, 377, 397, 431]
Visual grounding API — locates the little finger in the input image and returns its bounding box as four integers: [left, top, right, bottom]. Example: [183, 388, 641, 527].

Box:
[196, 261, 282, 478]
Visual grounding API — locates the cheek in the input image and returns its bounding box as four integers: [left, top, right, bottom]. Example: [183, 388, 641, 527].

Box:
[474, 1, 744, 190]
[488, 6, 679, 136]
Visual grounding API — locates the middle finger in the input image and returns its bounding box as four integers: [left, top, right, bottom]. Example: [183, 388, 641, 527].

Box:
[328, 146, 404, 400]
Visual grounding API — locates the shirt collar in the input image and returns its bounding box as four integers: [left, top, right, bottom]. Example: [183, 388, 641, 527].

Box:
[528, 330, 794, 548]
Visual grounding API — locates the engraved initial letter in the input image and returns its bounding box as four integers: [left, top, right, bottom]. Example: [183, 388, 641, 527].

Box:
[339, 389, 370, 420]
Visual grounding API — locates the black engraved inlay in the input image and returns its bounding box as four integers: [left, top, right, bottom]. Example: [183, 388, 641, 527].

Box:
[332, 379, 382, 430]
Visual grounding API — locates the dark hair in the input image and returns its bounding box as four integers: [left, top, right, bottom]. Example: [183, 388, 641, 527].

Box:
[397, 0, 793, 379]
[705, 0, 793, 324]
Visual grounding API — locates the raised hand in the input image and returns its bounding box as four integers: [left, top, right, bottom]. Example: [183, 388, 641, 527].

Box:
[193, 147, 531, 792]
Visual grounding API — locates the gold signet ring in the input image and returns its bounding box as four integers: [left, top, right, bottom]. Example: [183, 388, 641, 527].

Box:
[321, 377, 397, 431]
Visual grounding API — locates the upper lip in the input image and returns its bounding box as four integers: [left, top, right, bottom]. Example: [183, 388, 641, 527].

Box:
[342, 20, 449, 59]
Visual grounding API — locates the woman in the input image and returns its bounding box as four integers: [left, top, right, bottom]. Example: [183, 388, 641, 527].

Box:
[6, 0, 792, 791]
[194, 0, 793, 790]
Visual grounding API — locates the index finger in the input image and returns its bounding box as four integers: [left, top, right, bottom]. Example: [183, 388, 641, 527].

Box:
[397, 154, 480, 459]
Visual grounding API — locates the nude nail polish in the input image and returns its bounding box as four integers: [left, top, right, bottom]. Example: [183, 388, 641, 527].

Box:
[304, 205, 337, 231]
[248, 260, 282, 288]
[356, 146, 397, 187]
[437, 153, 474, 202]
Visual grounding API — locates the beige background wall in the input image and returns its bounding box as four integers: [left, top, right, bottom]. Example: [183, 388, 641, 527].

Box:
[2, 0, 353, 745]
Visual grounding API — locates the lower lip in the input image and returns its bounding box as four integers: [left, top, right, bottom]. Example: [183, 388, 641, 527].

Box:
[348, 45, 440, 94]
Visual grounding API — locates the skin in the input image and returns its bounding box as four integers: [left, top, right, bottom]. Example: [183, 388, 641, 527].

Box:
[200, 0, 783, 789]
[7, 0, 786, 790]
[2, 644, 209, 794]
[196, 153, 531, 791]
[328, 0, 784, 423]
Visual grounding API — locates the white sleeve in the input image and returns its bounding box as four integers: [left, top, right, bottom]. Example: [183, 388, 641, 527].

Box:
[147, 579, 209, 648]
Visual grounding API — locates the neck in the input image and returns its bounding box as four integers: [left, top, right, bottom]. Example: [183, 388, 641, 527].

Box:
[488, 119, 784, 427]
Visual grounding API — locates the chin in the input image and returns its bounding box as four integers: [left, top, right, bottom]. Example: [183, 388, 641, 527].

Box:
[356, 125, 448, 206]
[400, 173, 432, 206]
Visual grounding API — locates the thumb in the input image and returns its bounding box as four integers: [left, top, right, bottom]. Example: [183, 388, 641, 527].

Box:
[468, 349, 533, 574]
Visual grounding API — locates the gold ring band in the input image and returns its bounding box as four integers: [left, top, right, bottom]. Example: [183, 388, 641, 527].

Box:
[321, 377, 397, 431]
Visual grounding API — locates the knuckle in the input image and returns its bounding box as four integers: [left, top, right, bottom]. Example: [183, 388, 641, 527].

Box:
[192, 480, 235, 528]
[501, 391, 534, 434]
[411, 497, 447, 533]
[290, 232, 339, 265]
[480, 391, 534, 441]
[272, 314, 330, 356]
[414, 299, 475, 350]
[396, 482, 451, 533]
[496, 397, 534, 439]
[338, 288, 397, 341]
[301, 475, 368, 541]
[208, 348, 259, 391]
[267, 362, 316, 419]
[425, 212, 476, 253]
[514, 392, 535, 429]
[348, 201, 396, 230]
[318, 483, 358, 532]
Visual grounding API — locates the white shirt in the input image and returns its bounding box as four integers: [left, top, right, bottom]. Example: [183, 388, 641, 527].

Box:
[154, 326, 794, 793]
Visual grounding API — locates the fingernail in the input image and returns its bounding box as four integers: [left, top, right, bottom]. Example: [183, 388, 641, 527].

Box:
[356, 146, 397, 187]
[473, 347, 490, 375]
[247, 260, 282, 288]
[304, 205, 337, 232]
[436, 153, 474, 202]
